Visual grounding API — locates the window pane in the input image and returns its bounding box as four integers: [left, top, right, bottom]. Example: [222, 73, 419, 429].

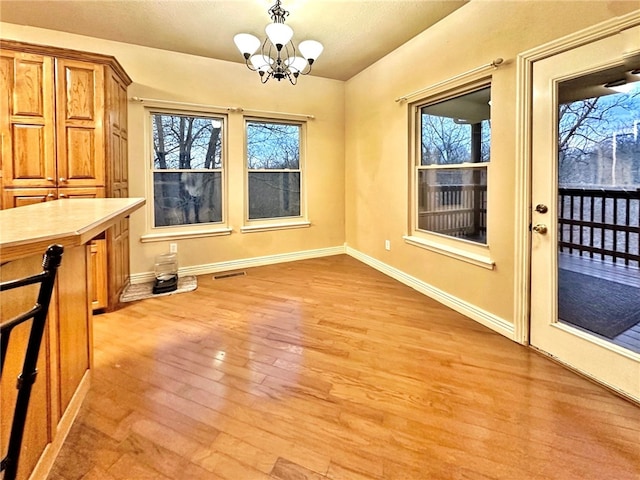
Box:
[248, 172, 300, 219]
[417, 168, 487, 243]
[558, 74, 640, 187]
[153, 114, 223, 169]
[154, 172, 222, 227]
[420, 87, 491, 165]
[247, 121, 300, 169]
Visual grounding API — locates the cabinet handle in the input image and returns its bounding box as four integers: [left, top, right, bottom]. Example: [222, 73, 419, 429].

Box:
[59, 177, 67, 183]
[59, 194, 68, 198]
[47, 193, 56, 198]
[46, 177, 55, 182]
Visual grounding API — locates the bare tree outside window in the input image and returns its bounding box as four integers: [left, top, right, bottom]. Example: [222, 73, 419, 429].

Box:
[152, 113, 223, 227]
[558, 83, 640, 187]
[246, 121, 301, 220]
[417, 86, 491, 243]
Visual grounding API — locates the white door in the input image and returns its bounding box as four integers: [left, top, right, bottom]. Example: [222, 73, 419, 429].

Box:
[530, 27, 640, 402]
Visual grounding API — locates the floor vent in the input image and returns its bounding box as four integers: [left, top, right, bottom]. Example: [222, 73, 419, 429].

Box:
[213, 271, 246, 280]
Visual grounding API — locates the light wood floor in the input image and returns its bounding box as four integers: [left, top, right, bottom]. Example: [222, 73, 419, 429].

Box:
[47, 255, 639, 480]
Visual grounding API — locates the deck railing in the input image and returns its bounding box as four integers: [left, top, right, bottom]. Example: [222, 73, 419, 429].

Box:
[418, 185, 487, 240]
[558, 187, 640, 266]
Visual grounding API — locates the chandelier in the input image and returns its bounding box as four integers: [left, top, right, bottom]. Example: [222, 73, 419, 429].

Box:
[233, 0, 323, 85]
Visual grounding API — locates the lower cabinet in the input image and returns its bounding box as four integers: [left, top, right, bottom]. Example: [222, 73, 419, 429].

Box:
[90, 238, 108, 310]
[0, 244, 91, 480]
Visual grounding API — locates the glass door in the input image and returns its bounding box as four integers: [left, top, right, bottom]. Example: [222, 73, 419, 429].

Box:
[530, 27, 640, 401]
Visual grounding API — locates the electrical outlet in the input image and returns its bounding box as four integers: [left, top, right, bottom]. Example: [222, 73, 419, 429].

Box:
[169, 243, 178, 253]
[385, 240, 391, 251]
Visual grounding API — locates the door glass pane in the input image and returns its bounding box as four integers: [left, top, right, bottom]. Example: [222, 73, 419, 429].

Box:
[557, 65, 640, 353]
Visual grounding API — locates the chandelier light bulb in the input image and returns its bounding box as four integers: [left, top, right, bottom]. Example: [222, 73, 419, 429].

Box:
[285, 56, 308, 74]
[233, 33, 261, 58]
[265, 23, 293, 50]
[234, 0, 322, 84]
[249, 54, 273, 72]
[298, 40, 323, 64]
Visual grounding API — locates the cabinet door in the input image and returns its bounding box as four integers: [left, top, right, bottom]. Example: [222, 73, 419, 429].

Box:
[105, 68, 130, 308]
[0, 50, 57, 188]
[105, 67, 128, 196]
[3, 187, 56, 207]
[90, 239, 108, 310]
[55, 59, 105, 188]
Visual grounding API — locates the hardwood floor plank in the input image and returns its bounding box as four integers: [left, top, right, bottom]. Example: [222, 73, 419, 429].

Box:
[270, 457, 327, 480]
[46, 255, 639, 480]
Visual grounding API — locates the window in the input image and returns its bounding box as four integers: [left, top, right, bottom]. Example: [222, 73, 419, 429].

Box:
[246, 120, 302, 221]
[151, 112, 224, 228]
[416, 86, 491, 244]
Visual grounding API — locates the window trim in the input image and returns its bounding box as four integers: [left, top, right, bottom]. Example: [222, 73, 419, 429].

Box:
[243, 117, 308, 229]
[408, 76, 495, 266]
[144, 107, 229, 238]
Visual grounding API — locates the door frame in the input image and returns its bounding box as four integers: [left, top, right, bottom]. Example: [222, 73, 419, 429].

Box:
[513, 10, 640, 346]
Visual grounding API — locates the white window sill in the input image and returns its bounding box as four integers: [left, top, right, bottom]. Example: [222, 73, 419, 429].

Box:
[140, 227, 233, 243]
[241, 220, 311, 233]
[403, 235, 495, 270]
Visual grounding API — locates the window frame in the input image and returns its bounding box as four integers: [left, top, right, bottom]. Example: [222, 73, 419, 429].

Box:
[241, 116, 309, 232]
[141, 107, 231, 243]
[405, 78, 495, 269]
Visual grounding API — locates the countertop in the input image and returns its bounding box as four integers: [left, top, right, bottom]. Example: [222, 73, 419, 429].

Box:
[0, 198, 145, 261]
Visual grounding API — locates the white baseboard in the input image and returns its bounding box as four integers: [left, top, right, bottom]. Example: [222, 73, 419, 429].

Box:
[346, 246, 515, 341]
[130, 245, 346, 284]
[130, 243, 515, 341]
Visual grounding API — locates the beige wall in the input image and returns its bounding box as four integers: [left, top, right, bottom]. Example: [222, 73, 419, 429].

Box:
[0, 23, 346, 277]
[344, 1, 639, 325]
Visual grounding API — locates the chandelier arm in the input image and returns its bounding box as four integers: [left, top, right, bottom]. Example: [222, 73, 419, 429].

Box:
[260, 71, 272, 84]
[245, 57, 259, 72]
[299, 61, 312, 76]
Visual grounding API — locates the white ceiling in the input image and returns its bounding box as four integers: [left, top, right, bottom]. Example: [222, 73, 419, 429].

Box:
[0, 0, 468, 81]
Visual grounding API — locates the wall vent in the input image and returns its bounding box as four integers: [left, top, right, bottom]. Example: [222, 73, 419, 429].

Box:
[213, 271, 246, 280]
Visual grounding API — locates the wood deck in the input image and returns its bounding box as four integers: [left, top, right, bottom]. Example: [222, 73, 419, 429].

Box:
[46, 255, 639, 480]
[559, 252, 640, 353]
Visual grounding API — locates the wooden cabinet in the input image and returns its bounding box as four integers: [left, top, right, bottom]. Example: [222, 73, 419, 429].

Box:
[0, 51, 56, 191]
[104, 67, 131, 308]
[0, 41, 132, 311]
[0, 198, 144, 480]
[90, 238, 108, 310]
[55, 58, 105, 189]
[0, 245, 90, 480]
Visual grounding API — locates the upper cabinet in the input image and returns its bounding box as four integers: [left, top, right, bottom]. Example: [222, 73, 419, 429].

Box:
[0, 40, 132, 310]
[55, 58, 105, 189]
[0, 51, 56, 191]
[1, 50, 109, 194]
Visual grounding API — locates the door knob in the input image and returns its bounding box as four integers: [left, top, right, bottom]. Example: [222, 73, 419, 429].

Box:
[532, 224, 548, 234]
[535, 204, 548, 214]
[46, 177, 54, 182]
